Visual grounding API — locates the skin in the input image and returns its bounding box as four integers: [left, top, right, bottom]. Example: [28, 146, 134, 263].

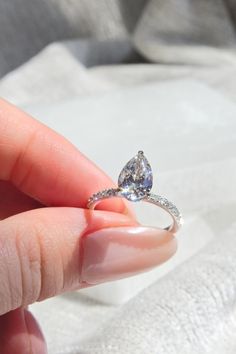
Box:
[0, 98, 177, 353]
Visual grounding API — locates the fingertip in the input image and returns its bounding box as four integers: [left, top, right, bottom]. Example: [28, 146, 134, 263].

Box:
[24, 309, 48, 354]
[0, 308, 47, 354]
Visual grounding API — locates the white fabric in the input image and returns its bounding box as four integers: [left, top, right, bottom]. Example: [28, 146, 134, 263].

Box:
[3, 41, 236, 106]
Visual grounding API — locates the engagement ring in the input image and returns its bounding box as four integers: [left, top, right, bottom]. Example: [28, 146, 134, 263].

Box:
[87, 151, 183, 233]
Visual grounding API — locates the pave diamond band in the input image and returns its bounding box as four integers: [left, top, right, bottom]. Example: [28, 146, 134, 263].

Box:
[87, 151, 183, 233]
[87, 188, 182, 233]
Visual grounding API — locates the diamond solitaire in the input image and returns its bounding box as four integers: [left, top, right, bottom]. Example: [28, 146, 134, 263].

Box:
[87, 151, 183, 233]
[118, 151, 153, 202]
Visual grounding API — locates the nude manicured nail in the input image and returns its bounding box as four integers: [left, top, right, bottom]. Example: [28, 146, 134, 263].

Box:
[81, 226, 177, 285]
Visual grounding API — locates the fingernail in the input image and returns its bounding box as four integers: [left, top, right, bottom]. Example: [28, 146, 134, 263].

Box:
[81, 226, 177, 285]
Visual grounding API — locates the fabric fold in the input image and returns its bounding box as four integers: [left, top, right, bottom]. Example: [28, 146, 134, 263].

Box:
[134, 0, 236, 65]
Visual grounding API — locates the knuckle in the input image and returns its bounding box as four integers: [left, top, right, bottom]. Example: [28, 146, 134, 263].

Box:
[10, 129, 37, 188]
[0, 211, 67, 314]
[0, 232, 17, 314]
[14, 221, 43, 307]
[0, 220, 43, 313]
[17, 213, 65, 302]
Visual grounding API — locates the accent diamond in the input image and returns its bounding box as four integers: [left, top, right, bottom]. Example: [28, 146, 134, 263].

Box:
[118, 151, 153, 201]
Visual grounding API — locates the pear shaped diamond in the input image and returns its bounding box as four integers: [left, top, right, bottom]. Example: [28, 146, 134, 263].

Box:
[118, 151, 153, 201]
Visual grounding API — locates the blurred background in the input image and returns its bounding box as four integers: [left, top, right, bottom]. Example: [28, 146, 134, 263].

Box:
[2, 0, 236, 104]
[0, 1, 236, 353]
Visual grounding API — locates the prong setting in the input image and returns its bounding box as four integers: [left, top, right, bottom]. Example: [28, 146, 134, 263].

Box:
[87, 151, 183, 233]
[118, 151, 153, 202]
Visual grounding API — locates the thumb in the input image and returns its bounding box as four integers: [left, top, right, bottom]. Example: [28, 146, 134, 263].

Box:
[0, 207, 177, 314]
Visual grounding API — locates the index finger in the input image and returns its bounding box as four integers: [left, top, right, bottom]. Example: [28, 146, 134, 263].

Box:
[0, 99, 134, 216]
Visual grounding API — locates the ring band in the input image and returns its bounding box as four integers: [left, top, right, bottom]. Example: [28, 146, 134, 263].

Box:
[87, 151, 183, 233]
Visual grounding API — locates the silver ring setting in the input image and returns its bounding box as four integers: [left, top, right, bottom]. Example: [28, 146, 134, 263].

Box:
[87, 151, 183, 233]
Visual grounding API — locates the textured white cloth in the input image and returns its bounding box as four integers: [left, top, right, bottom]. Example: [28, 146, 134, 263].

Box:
[0, 1, 236, 353]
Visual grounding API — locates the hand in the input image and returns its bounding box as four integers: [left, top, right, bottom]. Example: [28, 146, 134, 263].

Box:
[0, 99, 177, 353]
